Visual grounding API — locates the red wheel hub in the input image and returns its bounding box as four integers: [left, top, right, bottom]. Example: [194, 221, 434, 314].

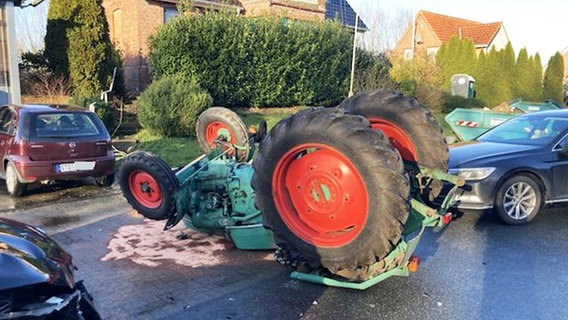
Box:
[369, 118, 418, 163]
[272, 144, 368, 247]
[205, 121, 235, 147]
[129, 170, 162, 209]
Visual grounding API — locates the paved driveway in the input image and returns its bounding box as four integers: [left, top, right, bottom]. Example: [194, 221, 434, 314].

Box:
[1, 183, 568, 320]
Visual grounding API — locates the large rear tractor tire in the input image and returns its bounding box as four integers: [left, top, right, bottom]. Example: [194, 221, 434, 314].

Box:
[339, 90, 448, 201]
[252, 108, 409, 277]
[196, 107, 250, 162]
[118, 151, 180, 220]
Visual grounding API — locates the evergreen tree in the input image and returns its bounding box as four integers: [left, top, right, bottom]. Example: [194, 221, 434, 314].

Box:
[458, 38, 477, 76]
[472, 50, 491, 105]
[500, 42, 516, 95]
[480, 47, 511, 106]
[44, 0, 72, 76]
[435, 36, 476, 90]
[527, 54, 543, 101]
[513, 48, 531, 99]
[44, 0, 123, 100]
[543, 52, 565, 102]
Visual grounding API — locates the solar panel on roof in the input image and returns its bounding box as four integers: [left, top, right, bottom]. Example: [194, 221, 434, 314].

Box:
[325, 0, 368, 31]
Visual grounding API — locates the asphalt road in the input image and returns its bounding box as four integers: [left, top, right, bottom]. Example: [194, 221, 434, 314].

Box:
[1, 182, 568, 320]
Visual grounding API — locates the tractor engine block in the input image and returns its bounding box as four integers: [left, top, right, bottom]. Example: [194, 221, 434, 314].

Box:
[184, 159, 260, 230]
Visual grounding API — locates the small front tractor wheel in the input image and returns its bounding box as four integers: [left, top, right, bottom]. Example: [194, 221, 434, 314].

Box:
[253, 108, 409, 276]
[196, 107, 250, 162]
[118, 151, 180, 220]
[339, 90, 448, 200]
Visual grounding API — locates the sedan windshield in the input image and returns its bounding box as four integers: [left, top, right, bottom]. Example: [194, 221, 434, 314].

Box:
[478, 115, 568, 146]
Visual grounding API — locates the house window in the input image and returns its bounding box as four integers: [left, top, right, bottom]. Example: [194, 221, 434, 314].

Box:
[403, 49, 413, 60]
[164, 7, 179, 22]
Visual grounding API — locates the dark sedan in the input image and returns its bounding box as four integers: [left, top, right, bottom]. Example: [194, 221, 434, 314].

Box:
[0, 217, 101, 319]
[444, 110, 568, 224]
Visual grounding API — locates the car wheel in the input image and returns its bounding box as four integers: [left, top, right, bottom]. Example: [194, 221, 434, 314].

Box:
[95, 173, 115, 187]
[5, 162, 27, 197]
[495, 175, 542, 225]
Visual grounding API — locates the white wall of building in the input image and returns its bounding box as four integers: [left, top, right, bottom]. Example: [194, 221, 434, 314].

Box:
[1, 1, 21, 104]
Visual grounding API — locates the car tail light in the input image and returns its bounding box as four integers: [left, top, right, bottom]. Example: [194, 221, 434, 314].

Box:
[16, 140, 30, 156]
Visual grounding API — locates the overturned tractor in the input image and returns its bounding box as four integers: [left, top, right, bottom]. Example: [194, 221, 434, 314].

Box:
[118, 90, 463, 289]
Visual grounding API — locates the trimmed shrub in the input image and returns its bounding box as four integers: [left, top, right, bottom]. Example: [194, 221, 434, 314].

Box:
[137, 74, 212, 137]
[149, 14, 352, 107]
[353, 50, 398, 93]
[441, 93, 486, 113]
[415, 83, 444, 113]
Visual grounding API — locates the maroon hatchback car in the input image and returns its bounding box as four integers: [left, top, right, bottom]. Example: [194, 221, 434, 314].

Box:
[0, 104, 115, 197]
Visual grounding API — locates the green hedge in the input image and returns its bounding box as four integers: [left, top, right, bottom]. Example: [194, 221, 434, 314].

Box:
[137, 74, 212, 137]
[149, 14, 353, 107]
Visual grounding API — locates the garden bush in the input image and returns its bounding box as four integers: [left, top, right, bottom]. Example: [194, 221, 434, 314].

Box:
[137, 74, 212, 137]
[441, 94, 486, 113]
[149, 13, 352, 107]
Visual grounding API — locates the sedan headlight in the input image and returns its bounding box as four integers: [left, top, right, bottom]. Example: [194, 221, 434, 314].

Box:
[448, 167, 496, 181]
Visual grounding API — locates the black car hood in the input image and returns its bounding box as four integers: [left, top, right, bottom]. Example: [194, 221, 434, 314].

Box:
[0, 217, 75, 291]
[449, 140, 541, 167]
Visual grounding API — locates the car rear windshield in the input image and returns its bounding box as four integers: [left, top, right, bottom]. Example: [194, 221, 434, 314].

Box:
[30, 112, 105, 139]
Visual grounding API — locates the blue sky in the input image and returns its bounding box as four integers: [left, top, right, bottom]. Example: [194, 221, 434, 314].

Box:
[348, 0, 567, 62]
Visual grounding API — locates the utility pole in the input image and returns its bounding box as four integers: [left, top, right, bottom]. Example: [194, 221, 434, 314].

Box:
[348, 12, 358, 97]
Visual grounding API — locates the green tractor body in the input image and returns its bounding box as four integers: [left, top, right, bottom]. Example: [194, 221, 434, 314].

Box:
[119, 91, 462, 289]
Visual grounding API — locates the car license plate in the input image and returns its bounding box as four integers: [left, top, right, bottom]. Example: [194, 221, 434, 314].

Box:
[56, 161, 95, 172]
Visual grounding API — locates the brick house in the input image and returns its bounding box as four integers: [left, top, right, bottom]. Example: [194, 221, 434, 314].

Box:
[102, 0, 367, 92]
[392, 10, 509, 60]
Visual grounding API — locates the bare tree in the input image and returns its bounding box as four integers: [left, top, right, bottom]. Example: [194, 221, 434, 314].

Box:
[357, 2, 414, 54]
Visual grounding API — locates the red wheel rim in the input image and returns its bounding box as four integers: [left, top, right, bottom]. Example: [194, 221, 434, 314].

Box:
[272, 143, 368, 247]
[369, 118, 418, 163]
[129, 170, 162, 209]
[205, 121, 235, 147]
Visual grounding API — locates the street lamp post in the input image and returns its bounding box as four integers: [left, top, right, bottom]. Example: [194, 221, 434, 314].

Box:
[348, 12, 358, 97]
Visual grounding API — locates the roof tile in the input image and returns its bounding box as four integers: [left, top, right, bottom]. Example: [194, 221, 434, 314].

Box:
[421, 10, 501, 46]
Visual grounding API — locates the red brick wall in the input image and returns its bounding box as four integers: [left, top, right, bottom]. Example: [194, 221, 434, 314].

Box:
[241, 0, 325, 22]
[103, 0, 167, 91]
[392, 14, 442, 61]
